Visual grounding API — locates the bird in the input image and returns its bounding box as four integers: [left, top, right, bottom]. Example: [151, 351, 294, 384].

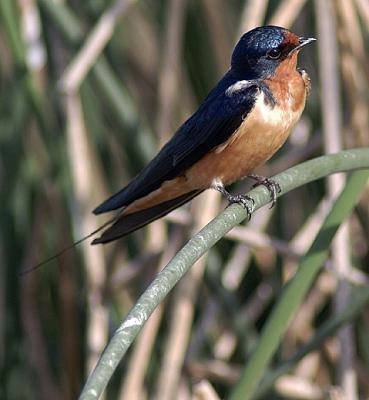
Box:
[91, 25, 315, 244]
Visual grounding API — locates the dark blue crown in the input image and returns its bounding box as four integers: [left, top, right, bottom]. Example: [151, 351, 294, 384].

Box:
[231, 26, 287, 75]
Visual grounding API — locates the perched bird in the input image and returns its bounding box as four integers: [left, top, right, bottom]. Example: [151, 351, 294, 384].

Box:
[92, 25, 315, 244]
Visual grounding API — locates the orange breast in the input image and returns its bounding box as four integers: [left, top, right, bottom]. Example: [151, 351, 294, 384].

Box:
[124, 65, 309, 215]
[185, 68, 308, 187]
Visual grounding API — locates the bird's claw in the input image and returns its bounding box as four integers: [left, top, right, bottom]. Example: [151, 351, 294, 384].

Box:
[249, 174, 281, 208]
[226, 194, 254, 220]
[213, 184, 254, 220]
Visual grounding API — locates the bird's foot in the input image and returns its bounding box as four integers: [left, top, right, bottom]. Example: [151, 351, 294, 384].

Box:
[227, 193, 255, 219]
[248, 174, 281, 208]
[213, 185, 254, 219]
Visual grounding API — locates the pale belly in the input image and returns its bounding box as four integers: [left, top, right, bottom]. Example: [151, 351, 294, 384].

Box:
[124, 81, 307, 215]
[185, 89, 306, 186]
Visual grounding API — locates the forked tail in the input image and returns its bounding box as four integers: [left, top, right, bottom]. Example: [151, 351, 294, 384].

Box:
[92, 190, 202, 244]
[23, 190, 202, 274]
[21, 210, 124, 276]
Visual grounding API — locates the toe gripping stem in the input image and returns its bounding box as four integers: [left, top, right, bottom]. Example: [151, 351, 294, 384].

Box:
[214, 185, 254, 220]
[248, 174, 281, 208]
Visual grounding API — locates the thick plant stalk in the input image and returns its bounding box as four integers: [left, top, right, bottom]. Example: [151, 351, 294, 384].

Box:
[79, 148, 369, 400]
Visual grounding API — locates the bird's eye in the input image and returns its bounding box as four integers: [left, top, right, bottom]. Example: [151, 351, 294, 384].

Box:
[267, 49, 281, 59]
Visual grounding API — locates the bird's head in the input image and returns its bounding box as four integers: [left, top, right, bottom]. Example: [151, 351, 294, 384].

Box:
[231, 26, 315, 79]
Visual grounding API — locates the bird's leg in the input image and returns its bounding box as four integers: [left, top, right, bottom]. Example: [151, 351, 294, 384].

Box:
[212, 182, 254, 219]
[248, 173, 281, 208]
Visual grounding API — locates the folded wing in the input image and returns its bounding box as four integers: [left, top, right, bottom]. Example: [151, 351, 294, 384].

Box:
[93, 73, 259, 215]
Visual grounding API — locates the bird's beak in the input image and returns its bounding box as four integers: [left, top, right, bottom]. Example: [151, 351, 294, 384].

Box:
[291, 37, 316, 54]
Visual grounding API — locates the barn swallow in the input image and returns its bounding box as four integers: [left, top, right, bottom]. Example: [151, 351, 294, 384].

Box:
[92, 25, 315, 244]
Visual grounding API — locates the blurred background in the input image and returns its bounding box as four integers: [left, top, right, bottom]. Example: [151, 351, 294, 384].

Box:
[1, 0, 369, 399]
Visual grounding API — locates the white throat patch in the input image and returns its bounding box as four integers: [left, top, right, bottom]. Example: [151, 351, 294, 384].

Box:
[225, 80, 256, 97]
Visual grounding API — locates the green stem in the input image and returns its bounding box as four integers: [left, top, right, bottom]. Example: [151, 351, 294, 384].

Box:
[0, 0, 53, 144]
[80, 148, 369, 400]
[254, 284, 369, 399]
[230, 168, 369, 400]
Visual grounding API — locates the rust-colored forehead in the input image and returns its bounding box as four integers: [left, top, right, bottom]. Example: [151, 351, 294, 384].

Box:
[281, 30, 300, 47]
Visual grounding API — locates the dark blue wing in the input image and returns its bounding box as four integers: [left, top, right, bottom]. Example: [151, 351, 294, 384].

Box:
[93, 73, 258, 214]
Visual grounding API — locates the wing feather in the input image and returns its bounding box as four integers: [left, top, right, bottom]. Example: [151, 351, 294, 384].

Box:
[94, 73, 259, 214]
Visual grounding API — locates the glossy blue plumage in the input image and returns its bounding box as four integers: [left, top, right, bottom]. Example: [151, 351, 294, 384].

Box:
[94, 26, 291, 215]
[93, 70, 259, 214]
[92, 25, 310, 243]
[232, 26, 287, 78]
